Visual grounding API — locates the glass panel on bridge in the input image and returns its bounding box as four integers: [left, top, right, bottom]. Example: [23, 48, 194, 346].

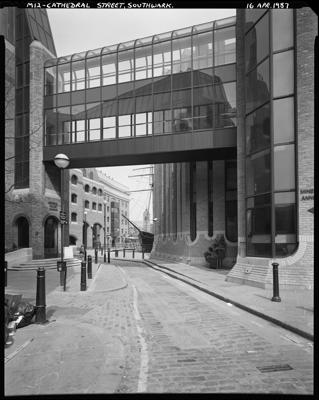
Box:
[44, 18, 237, 146]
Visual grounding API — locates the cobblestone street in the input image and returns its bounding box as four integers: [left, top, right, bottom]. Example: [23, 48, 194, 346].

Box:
[5, 260, 313, 395]
[115, 261, 313, 394]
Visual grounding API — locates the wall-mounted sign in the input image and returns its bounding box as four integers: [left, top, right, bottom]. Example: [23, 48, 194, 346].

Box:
[48, 201, 58, 211]
[300, 188, 314, 201]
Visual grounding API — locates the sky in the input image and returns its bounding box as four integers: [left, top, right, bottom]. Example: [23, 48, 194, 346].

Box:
[47, 7, 236, 221]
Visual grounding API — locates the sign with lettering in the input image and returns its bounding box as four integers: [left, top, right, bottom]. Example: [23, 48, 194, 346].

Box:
[300, 188, 314, 201]
[48, 201, 58, 211]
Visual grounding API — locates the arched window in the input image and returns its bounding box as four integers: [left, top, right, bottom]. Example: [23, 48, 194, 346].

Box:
[71, 212, 77, 222]
[98, 188, 103, 196]
[85, 200, 90, 209]
[71, 175, 78, 185]
[85, 184, 90, 192]
[92, 186, 97, 195]
[98, 203, 102, 211]
[71, 193, 77, 203]
[92, 202, 97, 210]
[89, 171, 94, 180]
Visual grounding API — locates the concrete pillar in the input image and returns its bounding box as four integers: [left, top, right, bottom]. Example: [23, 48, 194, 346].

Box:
[196, 161, 208, 233]
[213, 160, 225, 234]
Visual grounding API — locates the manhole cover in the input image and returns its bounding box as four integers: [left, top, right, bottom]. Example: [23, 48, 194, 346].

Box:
[257, 364, 293, 373]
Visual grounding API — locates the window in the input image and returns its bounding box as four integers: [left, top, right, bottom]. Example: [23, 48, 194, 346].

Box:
[92, 202, 97, 210]
[71, 60, 85, 91]
[98, 189, 103, 196]
[273, 50, 294, 98]
[85, 184, 90, 192]
[118, 49, 134, 83]
[71, 193, 77, 203]
[275, 192, 297, 256]
[102, 53, 116, 86]
[92, 187, 97, 195]
[153, 110, 172, 135]
[45, 66, 56, 95]
[98, 203, 102, 211]
[193, 31, 213, 70]
[273, 97, 294, 144]
[214, 81, 236, 128]
[153, 41, 171, 77]
[272, 10, 293, 52]
[135, 112, 152, 136]
[86, 57, 101, 88]
[172, 36, 192, 74]
[246, 103, 270, 154]
[119, 115, 133, 137]
[88, 118, 101, 141]
[214, 26, 236, 66]
[274, 145, 295, 191]
[57, 63, 70, 93]
[246, 58, 270, 114]
[71, 212, 77, 222]
[103, 116, 116, 140]
[135, 45, 152, 80]
[71, 175, 78, 185]
[245, 13, 269, 72]
[246, 194, 272, 257]
[246, 150, 271, 196]
[173, 108, 191, 132]
[85, 200, 90, 209]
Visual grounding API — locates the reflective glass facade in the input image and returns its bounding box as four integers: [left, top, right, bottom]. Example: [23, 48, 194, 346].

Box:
[245, 9, 297, 258]
[43, 17, 236, 146]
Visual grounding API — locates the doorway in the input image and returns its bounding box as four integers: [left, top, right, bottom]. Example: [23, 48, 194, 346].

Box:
[44, 216, 59, 258]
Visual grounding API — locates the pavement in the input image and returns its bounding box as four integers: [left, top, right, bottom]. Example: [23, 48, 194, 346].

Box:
[4, 251, 314, 395]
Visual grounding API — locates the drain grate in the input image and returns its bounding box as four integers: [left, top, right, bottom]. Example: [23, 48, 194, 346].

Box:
[257, 364, 293, 373]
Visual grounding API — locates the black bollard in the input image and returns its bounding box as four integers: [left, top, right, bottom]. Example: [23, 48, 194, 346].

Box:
[36, 267, 46, 323]
[104, 252, 106, 262]
[95, 248, 98, 264]
[271, 262, 281, 302]
[84, 249, 87, 262]
[87, 255, 92, 279]
[132, 249, 135, 259]
[108, 248, 110, 263]
[81, 261, 87, 291]
[123, 248, 125, 258]
[5, 261, 7, 287]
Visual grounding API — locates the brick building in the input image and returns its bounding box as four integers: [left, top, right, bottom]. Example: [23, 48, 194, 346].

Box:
[3, 7, 316, 288]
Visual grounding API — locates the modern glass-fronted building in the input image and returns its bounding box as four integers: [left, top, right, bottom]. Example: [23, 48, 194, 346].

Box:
[3, 7, 316, 288]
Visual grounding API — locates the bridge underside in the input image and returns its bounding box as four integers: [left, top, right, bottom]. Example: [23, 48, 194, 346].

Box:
[43, 127, 236, 168]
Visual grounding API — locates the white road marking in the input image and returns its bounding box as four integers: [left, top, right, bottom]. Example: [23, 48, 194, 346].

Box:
[132, 284, 149, 393]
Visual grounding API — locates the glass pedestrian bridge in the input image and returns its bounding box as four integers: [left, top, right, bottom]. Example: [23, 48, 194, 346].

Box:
[43, 16, 237, 168]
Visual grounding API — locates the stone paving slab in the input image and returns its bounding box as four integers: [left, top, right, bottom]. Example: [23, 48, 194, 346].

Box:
[5, 261, 130, 396]
[146, 258, 314, 339]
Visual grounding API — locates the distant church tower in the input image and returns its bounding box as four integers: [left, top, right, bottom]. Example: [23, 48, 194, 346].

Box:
[143, 209, 150, 232]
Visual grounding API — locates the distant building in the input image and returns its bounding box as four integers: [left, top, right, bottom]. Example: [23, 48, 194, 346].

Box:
[69, 168, 130, 251]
